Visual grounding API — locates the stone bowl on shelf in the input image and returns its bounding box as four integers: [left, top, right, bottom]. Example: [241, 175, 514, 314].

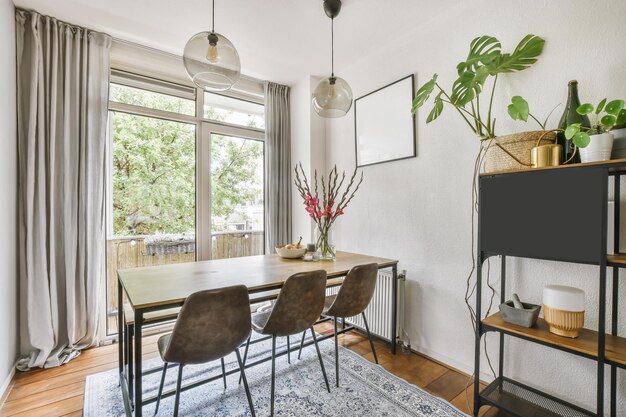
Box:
[499, 301, 541, 328]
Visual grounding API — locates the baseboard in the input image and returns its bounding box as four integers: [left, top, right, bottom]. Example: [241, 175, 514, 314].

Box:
[409, 344, 495, 384]
[0, 362, 17, 407]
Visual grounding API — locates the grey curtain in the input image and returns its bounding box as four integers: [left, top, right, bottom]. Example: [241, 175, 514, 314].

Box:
[264, 82, 292, 252]
[15, 9, 111, 370]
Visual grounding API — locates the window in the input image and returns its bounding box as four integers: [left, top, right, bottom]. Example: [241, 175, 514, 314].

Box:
[110, 83, 195, 116]
[210, 134, 264, 260]
[204, 92, 265, 129]
[105, 70, 265, 336]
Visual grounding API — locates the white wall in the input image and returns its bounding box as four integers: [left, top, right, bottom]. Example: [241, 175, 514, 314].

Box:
[0, 0, 18, 398]
[303, 0, 626, 414]
[291, 76, 326, 244]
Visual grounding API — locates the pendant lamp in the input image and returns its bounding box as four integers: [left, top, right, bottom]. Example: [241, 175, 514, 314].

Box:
[312, 0, 353, 118]
[183, 0, 240, 91]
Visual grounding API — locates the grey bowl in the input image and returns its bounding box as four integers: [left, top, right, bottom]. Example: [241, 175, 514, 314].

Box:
[499, 301, 541, 328]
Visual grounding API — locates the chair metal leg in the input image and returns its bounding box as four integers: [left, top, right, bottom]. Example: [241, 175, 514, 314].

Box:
[310, 327, 330, 393]
[236, 349, 256, 417]
[154, 363, 168, 416]
[297, 331, 306, 360]
[221, 358, 227, 390]
[287, 335, 291, 364]
[173, 365, 184, 417]
[334, 317, 339, 387]
[239, 333, 251, 385]
[271, 335, 276, 417]
[362, 312, 379, 364]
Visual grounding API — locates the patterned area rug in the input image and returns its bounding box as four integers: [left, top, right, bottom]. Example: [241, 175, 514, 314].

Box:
[84, 334, 468, 416]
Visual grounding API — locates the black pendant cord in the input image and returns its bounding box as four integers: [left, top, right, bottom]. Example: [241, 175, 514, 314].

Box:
[331, 18, 334, 77]
[211, 0, 215, 33]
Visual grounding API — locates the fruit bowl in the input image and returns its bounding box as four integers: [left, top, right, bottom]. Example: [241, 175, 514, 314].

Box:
[275, 245, 306, 259]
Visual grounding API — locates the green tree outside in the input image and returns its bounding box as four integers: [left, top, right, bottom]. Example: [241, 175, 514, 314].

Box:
[110, 85, 264, 236]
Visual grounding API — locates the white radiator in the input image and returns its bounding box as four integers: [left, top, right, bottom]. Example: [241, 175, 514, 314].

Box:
[326, 268, 405, 343]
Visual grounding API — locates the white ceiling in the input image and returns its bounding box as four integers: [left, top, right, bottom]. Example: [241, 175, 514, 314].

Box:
[12, 0, 460, 85]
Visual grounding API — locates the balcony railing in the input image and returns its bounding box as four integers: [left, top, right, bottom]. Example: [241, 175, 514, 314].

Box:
[106, 230, 264, 334]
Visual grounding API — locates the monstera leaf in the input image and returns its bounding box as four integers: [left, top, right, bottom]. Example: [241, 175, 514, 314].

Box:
[487, 35, 545, 75]
[507, 96, 530, 122]
[457, 36, 502, 75]
[426, 92, 444, 123]
[411, 74, 438, 113]
[451, 66, 490, 107]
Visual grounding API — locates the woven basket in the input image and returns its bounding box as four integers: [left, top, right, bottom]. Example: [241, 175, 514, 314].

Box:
[483, 131, 557, 173]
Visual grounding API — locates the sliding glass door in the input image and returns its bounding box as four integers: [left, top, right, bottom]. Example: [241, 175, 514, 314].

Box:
[209, 133, 264, 260]
[104, 72, 265, 337]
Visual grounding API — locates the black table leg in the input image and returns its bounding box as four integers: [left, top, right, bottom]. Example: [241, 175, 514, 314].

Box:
[134, 309, 144, 417]
[391, 265, 398, 354]
[117, 279, 124, 382]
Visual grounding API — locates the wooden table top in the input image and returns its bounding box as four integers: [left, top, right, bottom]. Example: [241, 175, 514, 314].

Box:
[118, 251, 398, 310]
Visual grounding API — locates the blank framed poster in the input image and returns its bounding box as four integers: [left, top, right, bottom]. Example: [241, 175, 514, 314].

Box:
[354, 74, 416, 167]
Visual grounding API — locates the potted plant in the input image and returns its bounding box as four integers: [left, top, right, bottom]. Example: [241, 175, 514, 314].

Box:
[293, 163, 363, 260]
[411, 34, 546, 172]
[565, 99, 626, 163]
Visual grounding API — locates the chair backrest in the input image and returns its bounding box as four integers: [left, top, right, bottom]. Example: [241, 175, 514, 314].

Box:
[326, 263, 378, 318]
[163, 285, 251, 365]
[263, 270, 327, 336]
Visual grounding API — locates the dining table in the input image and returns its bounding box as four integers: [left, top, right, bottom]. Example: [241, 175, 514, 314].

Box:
[117, 250, 399, 416]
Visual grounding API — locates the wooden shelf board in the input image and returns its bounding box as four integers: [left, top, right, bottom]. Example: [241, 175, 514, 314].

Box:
[608, 253, 626, 266]
[482, 313, 626, 367]
[480, 157, 626, 177]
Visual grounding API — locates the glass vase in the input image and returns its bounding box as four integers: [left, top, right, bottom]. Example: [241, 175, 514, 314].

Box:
[316, 225, 335, 260]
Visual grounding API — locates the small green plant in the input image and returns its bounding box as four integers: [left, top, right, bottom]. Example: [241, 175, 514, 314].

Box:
[565, 100, 626, 148]
[507, 96, 559, 130]
[411, 34, 545, 139]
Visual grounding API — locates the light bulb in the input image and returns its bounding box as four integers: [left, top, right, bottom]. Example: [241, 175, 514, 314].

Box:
[207, 44, 218, 63]
[206, 32, 219, 63]
[328, 77, 337, 98]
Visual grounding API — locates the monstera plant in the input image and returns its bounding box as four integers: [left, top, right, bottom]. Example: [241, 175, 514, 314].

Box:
[411, 35, 545, 139]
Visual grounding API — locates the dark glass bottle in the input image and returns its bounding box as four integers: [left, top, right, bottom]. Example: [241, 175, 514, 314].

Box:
[557, 80, 591, 164]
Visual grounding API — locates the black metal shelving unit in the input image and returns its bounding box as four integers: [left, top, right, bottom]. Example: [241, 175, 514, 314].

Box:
[474, 159, 626, 417]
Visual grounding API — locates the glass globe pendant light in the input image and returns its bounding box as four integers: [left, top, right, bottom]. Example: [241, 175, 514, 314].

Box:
[312, 0, 353, 118]
[183, 0, 240, 91]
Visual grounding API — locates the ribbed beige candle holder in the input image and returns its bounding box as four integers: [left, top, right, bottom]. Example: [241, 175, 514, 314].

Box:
[543, 305, 585, 338]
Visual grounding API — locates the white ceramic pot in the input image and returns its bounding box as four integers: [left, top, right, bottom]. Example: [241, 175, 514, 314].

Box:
[579, 133, 614, 163]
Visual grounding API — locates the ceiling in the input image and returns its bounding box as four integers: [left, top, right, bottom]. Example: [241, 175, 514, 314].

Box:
[12, 0, 460, 85]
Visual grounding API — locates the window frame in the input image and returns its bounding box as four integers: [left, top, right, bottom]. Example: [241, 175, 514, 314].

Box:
[103, 69, 266, 338]
[106, 69, 266, 261]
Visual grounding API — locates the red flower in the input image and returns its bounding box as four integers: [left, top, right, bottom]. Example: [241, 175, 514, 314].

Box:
[336, 208, 344, 216]
[316, 210, 324, 218]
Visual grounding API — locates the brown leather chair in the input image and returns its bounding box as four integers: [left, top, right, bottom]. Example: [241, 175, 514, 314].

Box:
[243, 270, 330, 416]
[299, 263, 379, 387]
[154, 286, 256, 417]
